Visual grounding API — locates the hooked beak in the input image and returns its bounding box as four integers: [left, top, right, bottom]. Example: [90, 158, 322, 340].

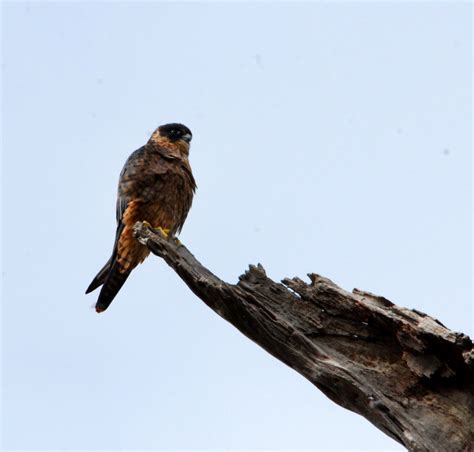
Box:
[182, 133, 192, 143]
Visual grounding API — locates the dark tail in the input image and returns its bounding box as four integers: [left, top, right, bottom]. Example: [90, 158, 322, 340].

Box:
[86, 258, 112, 294]
[94, 262, 132, 313]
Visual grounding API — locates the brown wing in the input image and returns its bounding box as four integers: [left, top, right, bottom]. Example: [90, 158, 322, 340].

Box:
[88, 146, 150, 311]
[94, 201, 147, 312]
[86, 146, 147, 296]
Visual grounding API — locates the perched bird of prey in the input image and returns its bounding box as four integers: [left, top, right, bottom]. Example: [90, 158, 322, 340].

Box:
[86, 123, 196, 313]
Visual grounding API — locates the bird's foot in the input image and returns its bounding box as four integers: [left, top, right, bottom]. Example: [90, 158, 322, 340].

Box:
[142, 221, 170, 238]
[154, 226, 170, 238]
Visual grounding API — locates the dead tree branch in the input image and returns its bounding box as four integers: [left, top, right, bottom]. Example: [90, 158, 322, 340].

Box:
[134, 222, 474, 452]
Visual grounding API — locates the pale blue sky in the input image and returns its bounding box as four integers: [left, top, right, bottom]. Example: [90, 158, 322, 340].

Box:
[2, 2, 471, 451]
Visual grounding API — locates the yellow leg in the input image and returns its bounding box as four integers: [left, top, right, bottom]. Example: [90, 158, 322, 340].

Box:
[142, 221, 170, 237]
[153, 226, 170, 237]
[142, 221, 170, 238]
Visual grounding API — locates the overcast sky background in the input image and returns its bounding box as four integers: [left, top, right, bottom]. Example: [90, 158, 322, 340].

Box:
[2, 2, 472, 451]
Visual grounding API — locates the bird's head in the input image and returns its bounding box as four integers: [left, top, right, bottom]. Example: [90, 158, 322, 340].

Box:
[149, 123, 193, 155]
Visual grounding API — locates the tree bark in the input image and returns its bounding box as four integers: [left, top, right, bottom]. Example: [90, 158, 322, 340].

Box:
[134, 222, 474, 452]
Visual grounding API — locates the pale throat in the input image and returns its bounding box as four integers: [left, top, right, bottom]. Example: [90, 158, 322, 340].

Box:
[149, 135, 190, 159]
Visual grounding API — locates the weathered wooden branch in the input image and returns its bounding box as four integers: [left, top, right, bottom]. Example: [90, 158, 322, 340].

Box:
[134, 222, 474, 452]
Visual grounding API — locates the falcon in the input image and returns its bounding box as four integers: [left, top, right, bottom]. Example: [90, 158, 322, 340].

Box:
[86, 123, 196, 313]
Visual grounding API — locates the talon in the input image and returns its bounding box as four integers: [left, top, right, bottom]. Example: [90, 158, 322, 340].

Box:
[153, 226, 170, 237]
[174, 237, 182, 246]
[142, 222, 170, 238]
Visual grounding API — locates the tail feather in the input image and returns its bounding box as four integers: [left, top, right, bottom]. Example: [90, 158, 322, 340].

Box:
[95, 264, 131, 313]
[86, 258, 112, 294]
